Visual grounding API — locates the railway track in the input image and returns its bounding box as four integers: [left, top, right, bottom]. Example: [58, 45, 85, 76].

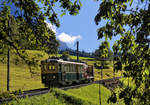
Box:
[0, 77, 121, 104]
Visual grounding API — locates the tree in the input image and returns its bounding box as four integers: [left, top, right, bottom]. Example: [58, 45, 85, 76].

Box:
[95, 0, 150, 104]
[97, 40, 110, 68]
[0, 0, 82, 64]
[95, 40, 112, 59]
[60, 51, 70, 61]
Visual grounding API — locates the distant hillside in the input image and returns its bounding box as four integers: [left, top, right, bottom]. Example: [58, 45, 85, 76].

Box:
[58, 40, 69, 50]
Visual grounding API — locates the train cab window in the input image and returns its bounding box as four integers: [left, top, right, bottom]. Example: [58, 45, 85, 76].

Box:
[48, 65, 55, 71]
[52, 66, 55, 70]
[48, 65, 51, 70]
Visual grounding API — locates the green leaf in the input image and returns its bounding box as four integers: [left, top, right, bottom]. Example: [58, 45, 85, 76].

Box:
[141, 0, 144, 3]
[144, 69, 149, 75]
[110, 0, 113, 3]
[60, 12, 66, 17]
[130, 0, 133, 6]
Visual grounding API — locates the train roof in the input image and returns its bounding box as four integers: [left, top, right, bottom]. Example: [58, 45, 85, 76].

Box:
[42, 59, 87, 65]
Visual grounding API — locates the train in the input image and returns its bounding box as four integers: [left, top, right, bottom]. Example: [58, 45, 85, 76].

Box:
[41, 58, 94, 87]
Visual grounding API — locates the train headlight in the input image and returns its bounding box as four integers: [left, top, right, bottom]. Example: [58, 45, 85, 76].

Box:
[53, 76, 56, 79]
[42, 76, 45, 79]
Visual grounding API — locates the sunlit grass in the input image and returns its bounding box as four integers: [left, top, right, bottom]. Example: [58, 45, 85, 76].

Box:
[54, 84, 124, 105]
[9, 92, 66, 105]
[0, 63, 44, 91]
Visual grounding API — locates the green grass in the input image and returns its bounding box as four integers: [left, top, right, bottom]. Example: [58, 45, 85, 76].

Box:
[9, 92, 66, 105]
[0, 63, 44, 91]
[9, 84, 124, 105]
[52, 84, 124, 105]
[0, 50, 49, 91]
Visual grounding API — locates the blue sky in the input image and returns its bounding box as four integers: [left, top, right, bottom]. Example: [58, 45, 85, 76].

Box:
[52, 0, 120, 52]
[56, 0, 101, 52]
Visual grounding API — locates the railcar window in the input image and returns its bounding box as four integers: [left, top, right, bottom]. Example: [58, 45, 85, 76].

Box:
[80, 65, 81, 72]
[78, 66, 80, 72]
[66, 64, 69, 72]
[70, 64, 73, 72]
[81, 66, 83, 72]
[62, 65, 65, 72]
[72, 64, 74, 72]
[68, 64, 70, 72]
[68, 64, 71, 72]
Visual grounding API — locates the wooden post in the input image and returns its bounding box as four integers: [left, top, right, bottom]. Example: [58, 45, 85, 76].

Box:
[7, 17, 10, 91]
[77, 41, 79, 62]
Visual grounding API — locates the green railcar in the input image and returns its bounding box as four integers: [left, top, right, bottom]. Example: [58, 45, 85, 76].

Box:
[41, 59, 94, 87]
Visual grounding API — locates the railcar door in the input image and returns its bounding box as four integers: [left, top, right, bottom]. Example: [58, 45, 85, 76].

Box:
[76, 64, 79, 80]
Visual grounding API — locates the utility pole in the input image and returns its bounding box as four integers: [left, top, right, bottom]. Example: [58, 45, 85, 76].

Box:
[7, 16, 10, 91]
[77, 41, 79, 62]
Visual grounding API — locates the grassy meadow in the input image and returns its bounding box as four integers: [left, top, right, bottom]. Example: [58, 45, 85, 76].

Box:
[9, 84, 125, 105]
[0, 50, 121, 91]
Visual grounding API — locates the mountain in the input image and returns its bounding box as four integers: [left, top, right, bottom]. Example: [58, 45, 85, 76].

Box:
[58, 40, 69, 51]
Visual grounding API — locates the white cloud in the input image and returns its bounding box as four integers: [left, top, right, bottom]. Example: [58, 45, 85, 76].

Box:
[57, 32, 81, 43]
[44, 20, 56, 33]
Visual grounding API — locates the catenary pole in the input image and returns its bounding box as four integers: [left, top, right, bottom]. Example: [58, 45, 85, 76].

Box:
[7, 16, 10, 91]
[77, 41, 79, 62]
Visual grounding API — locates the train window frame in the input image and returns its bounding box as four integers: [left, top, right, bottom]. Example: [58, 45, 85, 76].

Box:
[78, 65, 80, 72]
[66, 64, 69, 72]
[48, 65, 51, 71]
[53, 65, 55, 70]
[72, 64, 74, 72]
[62, 64, 65, 72]
[81, 65, 83, 72]
[45, 64, 47, 70]
[70, 64, 73, 72]
[69, 64, 71, 72]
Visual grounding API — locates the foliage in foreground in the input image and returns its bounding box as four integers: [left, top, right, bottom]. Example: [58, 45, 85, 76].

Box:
[0, 0, 82, 67]
[95, 0, 150, 104]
